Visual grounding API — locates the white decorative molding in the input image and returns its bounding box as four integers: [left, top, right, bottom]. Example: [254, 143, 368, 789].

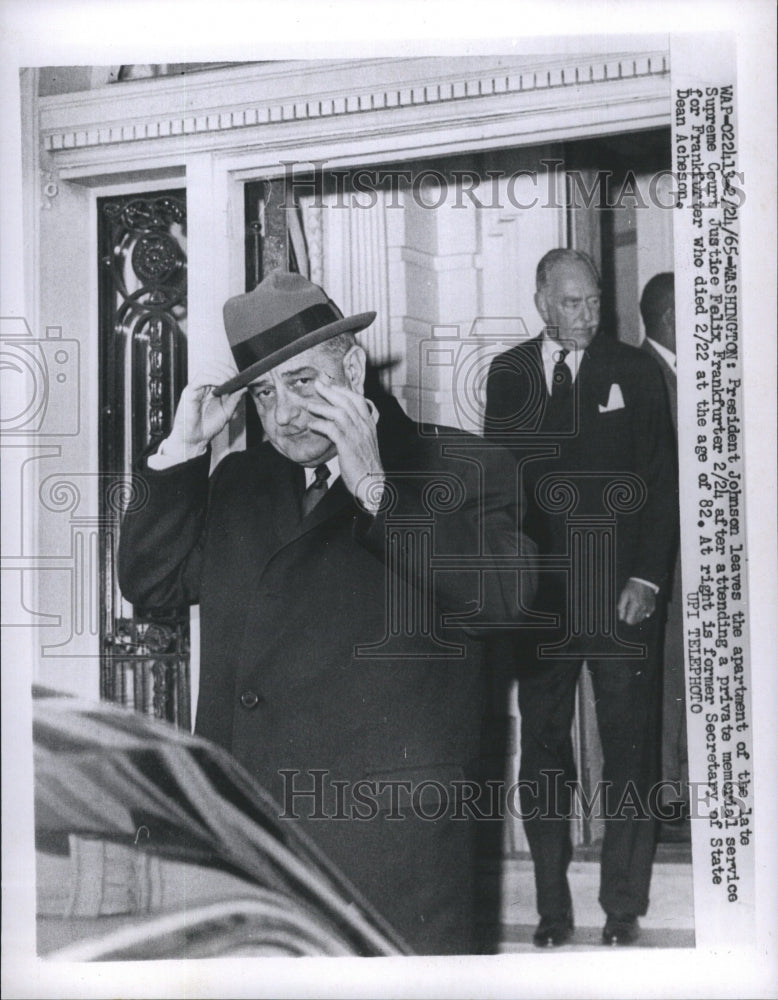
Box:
[43, 54, 670, 152]
[348, 197, 391, 365]
[40, 169, 59, 209]
[40, 54, 671, 179]
[319, 189, 391, 365]
[301, 199, 324, 286]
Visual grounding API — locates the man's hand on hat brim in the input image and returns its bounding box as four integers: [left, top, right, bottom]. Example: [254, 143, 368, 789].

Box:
[165, 363, 245, 461]
[306, 379, 385, 513]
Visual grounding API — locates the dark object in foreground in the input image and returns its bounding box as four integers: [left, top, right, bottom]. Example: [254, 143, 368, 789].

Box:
[33, 688, 408, 960]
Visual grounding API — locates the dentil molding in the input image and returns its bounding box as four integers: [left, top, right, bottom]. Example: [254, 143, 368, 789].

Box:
[38, 54, 671, 177]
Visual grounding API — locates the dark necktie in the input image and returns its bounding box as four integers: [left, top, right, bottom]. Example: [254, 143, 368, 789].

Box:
[301, 463, 330, 518]
[546, 347, 573, 426]
[551, 347, 572, 399]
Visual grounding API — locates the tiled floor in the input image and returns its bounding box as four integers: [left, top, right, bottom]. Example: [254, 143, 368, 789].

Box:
[477, 845, 695, 952]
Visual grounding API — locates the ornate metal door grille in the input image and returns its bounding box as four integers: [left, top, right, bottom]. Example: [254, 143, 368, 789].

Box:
[98, 190, 190, 727]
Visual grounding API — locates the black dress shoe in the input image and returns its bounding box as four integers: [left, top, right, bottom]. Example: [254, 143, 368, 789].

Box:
[533, 910, 574, 947]
[602, 913, 639, 945]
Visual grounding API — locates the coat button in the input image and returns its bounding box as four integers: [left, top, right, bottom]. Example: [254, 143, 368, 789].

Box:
[239, 690, 262, 709]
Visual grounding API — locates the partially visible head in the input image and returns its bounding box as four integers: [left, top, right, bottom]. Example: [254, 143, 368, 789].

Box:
[248, 332, 366, 466]
[535, 249, 601, 349]
[640, 272, 675, 353]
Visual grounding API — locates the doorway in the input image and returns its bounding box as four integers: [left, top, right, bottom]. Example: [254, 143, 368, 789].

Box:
[98, 188, 191, 726]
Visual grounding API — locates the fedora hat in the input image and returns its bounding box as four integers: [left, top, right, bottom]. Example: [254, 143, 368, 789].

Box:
[214, 270, 376, 396]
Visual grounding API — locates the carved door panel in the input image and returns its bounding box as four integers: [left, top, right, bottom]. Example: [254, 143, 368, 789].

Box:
[98, 190, 190, 727]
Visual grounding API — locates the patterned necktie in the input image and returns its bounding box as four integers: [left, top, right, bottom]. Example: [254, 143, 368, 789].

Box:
[301, 463, 330, 518]
[551, 347, 572, 399]
[545, 347, 572, 427]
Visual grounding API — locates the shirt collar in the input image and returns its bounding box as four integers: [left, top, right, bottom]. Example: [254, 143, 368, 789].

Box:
[540, 333, 584, 384]
[645, 337, 676, 372]
[304, 456, 340, 489]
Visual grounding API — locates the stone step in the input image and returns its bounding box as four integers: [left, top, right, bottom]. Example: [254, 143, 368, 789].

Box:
[476, 853, 695, 952]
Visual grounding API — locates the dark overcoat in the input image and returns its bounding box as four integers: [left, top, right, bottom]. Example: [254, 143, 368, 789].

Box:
[119, 393, 534, 953]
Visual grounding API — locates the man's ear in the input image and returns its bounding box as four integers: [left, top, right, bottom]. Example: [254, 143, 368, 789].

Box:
[658, 298, 675, 345]
[342, 343, 367, 393]
[535, 290, 549, 325]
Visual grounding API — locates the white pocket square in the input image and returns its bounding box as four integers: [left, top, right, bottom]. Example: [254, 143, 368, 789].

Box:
[598, 383, 625, 413]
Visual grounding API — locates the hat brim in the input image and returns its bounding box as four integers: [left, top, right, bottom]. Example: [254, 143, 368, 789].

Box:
[213, 311, 377, 397]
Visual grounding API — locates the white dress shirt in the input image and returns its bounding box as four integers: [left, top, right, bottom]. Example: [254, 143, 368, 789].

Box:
[540, 335, 584, 392]
[304, 457, 340, 489]
[147, 437, 205, 470]
[645, 337, 677, 373]
[150, 440, 342, 492]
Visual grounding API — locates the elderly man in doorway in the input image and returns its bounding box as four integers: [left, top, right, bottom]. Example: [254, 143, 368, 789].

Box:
[119, 269, 536, 955]
[484, 248, 678, 947]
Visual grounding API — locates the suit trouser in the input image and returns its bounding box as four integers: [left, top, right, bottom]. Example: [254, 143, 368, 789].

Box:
[517, 623, 661, 918]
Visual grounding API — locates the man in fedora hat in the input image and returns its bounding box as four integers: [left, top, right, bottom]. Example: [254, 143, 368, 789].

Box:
[119, 269, 535, 954]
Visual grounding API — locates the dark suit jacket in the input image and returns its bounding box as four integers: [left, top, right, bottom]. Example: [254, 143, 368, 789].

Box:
[642, 338, 677, 430]
[642, 337, 684, 694]
[485, 331, 677, 652]
[119, 393, 534, 950]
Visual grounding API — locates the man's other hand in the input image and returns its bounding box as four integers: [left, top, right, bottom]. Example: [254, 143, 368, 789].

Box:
[306, 379, 385, 512]
[617, 578, 657, 626]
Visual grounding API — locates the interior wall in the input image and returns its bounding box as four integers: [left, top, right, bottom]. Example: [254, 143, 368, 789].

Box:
[565, 130, 674, 344]
[23, 177, 100, 699]
[636, 170, 675, 313]
[604, 172, 675, 346]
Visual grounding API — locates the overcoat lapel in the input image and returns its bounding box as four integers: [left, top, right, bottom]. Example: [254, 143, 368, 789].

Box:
[265, 451, 354, 549]
[297, 474, 354, 536]
[267, 451, 305, 545]
[511, 337, 548, 432]
[247, 392, 417, 585]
